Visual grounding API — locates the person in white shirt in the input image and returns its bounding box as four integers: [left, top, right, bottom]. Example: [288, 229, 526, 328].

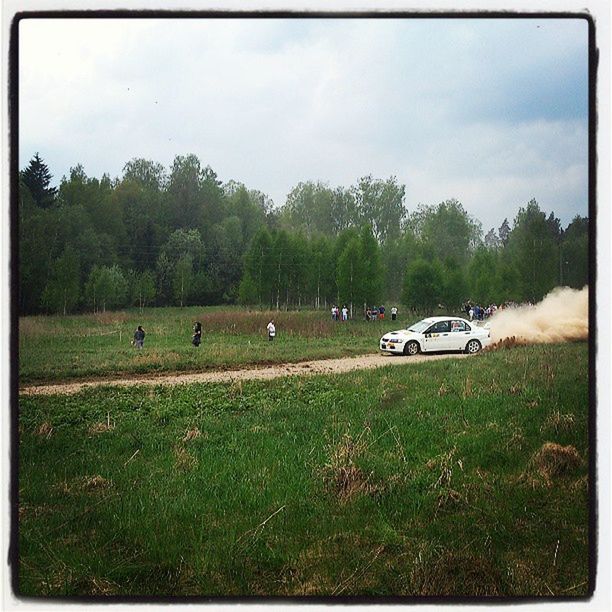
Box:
[267, 320, 276, 341]
[341, 306, 348, 321]
[391, 306, 398, 321]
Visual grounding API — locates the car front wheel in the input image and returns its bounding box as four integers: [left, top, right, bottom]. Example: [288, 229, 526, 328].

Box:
[465, 339, 482, 354]
[404, 340, 420, 356]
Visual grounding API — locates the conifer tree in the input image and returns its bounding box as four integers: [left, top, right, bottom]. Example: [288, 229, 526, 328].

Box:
[20, 153, 57, 209]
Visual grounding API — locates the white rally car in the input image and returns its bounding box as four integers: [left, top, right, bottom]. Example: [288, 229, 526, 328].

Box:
[379, 316, 491, 356]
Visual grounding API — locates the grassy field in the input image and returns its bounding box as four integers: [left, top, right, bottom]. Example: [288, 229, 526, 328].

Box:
[19, 306, 420, 384]
[18, 342, 590, 597]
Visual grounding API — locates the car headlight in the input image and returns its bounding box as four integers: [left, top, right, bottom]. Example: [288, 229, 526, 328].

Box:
[390, 337, 404, 343]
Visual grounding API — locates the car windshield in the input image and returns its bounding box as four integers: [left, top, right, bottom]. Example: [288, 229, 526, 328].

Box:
[407, 319, 433, 333]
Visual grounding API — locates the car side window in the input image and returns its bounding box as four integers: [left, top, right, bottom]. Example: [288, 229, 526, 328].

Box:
[451, 320, 466, 332]
[428, 321, 450, 334]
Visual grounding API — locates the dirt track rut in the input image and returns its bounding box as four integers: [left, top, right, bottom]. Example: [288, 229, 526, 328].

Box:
[20, 352, 469, 397]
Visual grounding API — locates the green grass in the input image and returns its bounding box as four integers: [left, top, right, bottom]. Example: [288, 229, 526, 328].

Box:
[19, 306, 416, 384]
[18, 342, 590, 597]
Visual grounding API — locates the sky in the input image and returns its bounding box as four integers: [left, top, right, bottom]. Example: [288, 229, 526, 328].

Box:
[18, 16, 589, 232]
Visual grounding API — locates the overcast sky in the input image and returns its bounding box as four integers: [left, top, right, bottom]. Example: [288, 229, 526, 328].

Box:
[18, 16, 588, 232]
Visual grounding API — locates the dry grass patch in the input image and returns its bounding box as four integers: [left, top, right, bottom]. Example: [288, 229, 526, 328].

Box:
[39, 569, 75, 594]
[54, 475, 113, 496]
[426, 446, 462, 489]
[89, 576, 120, 595]
[19, 503, 54, 521]
[505, 424, 525, 450]
[434, 488, 464, 515]
[571, 474, 588, 493]
[541, 410, 575, 433]
[94, 312, 128, 325]
[284, 535, 381, 595]
[88, 414, 115, 435]
[174, 445, 198, 471]
[182, 427, 202, 442]
[33, 421, 53, 438]
[485, 336, 523, 351]
[321, 431, 381, 503]
[409, 548, 502, 596]
[504, 556, 546, 595]
[82, 475, 113, 491]
[509, 383, 524, 395]
[523, 442, 582, 487]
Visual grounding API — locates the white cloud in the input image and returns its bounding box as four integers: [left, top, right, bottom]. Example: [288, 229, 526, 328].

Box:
[19, 17, 588, 229]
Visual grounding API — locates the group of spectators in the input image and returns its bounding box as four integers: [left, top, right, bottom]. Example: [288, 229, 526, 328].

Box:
[463, 301, 498, 321]
[331, 305, 349, 321]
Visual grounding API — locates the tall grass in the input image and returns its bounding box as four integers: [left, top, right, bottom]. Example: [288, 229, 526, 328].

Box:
[19, 306, 422, 383]
[18, 343, 590, 597]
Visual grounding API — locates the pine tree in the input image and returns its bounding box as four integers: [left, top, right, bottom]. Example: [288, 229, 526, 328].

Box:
[498, 218, 511, 247]
[20, 153, 57, 209]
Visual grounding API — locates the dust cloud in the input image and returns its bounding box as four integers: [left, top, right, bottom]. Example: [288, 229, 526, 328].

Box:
[489, 286, 588, 345]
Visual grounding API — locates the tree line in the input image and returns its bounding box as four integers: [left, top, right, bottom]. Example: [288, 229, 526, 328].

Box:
[18, 153, 589, 316]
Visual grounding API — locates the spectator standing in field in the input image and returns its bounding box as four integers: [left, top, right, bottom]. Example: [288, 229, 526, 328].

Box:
[341, 305, 348, 321]
[469, 307, 474, 321]
[391, 306, 398, 321]
[192, 321, 202, 347]
[267, 320, 276, 341]
[371, 306, 378, 321]
[379, 305, 385, 320]
[331, 305, 337, 321]
[133, 325, 145, 349]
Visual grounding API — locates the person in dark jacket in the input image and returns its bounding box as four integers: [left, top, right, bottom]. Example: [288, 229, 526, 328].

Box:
[133, 325, 145, 349]
[192, 321, 202, 347]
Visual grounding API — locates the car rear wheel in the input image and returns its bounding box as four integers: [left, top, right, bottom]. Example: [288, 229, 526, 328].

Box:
[404, 340, 420, 356]
[465, 339, 482, 354]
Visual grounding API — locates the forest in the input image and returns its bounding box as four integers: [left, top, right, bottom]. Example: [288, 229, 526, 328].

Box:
[18, 153, 589, 316]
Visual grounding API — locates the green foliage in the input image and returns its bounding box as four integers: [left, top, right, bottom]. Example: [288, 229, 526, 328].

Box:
[238, 274, 258, 305]
[507, 199, 558, 301]
[41, 246, 80, 315]
[282, 181, 334, 236]
[468, 247, 498, 304]
[18, 154, 588, 316]
[242, 228, 274, 306]
[359, 225, 383, 306]
[337, 237, 365, 314]
[408, 199, 482, 266]
[309, 235, 335, 309]
[172, 254, 194, 307]
[560, 216, 588, 289]
[402, 258, 443, 314]
[129, 270, 156, 310]
[382, 230, 421, 303]
[352, 175, 406, 243]
[440, 260, 468, 310]
[85, 265, 128, 312]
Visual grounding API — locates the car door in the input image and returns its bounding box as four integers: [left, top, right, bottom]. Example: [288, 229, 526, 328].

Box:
[448, 319, 472, 350]
[423, 320, 452, 351]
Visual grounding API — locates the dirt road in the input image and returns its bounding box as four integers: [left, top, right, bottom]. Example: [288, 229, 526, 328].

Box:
[19, 352, 469, 397]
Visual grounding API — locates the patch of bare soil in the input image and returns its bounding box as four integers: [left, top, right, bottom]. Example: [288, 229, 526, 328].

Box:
[20, 352, 469, 397]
